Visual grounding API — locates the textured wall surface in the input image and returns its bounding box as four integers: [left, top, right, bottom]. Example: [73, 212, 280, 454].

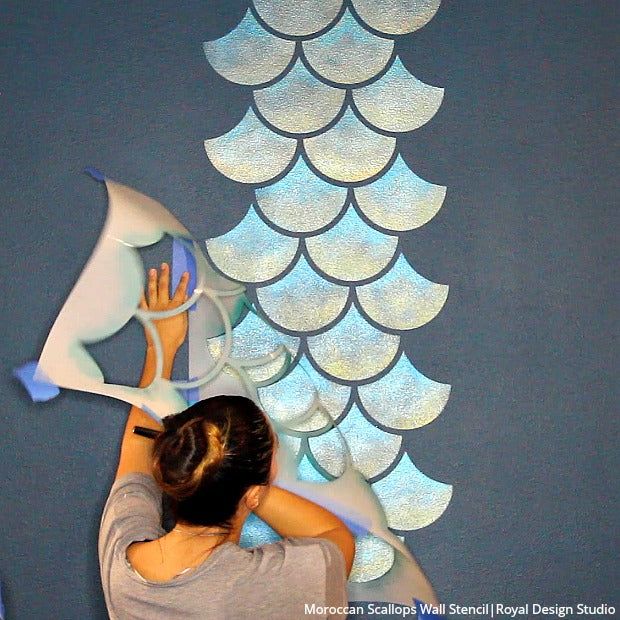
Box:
[0, 1, 617, 618]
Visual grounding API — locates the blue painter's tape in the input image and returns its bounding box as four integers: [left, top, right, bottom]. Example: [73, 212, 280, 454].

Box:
[13, 361, 60, 402]
[172, 238, 197, 311]
[0, 578, 5, 619]
[182, 387, 200, 406]
[139, 404, 162, 424]
[341, 516, 368, 537]
[84, 166, 105, 182]
[414, 599, 447, 619]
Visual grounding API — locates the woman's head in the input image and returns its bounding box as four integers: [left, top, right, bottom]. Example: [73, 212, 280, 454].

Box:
[151, 395, 276, 529]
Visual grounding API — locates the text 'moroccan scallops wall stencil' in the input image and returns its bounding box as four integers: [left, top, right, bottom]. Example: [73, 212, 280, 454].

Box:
[199, 0, 452, 604]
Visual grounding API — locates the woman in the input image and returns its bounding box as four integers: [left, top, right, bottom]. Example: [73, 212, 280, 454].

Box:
[98, 264, 355, 619]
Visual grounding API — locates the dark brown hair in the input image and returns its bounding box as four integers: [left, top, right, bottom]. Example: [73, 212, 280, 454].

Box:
[151, 395, 274, 529]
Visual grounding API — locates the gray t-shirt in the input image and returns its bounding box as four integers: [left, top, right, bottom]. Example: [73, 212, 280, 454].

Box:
[98, 473, 349, 619]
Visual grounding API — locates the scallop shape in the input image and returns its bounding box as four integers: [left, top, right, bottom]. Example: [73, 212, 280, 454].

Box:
[297, 454, 330, 482]
[255, 158, 347, 233]
[254, 59, 346, 134]
[304, 108, 396, 182]
[354, 155, 446, 231]
[205, 206, 298, 283]
[357, 255, 448, 329]
[305, 207, 398, 282]
[308, 405, 402, 479]
[203, 9, 295, 85]
[256, 256, 349, 331]
[259, 359, 346, 432]
[351, 0, 441, 35]
[303, 9, 393, 85]
[253, 0, 342, 37]
[307, 306, 399, 381]
[277, 432, 301, 458]
[240, 512, 281, 547]
[353, 58, 443, 132]
[350, 533, 395, 583]
[358, 353, 450, 429]
[204, 108, 297, 184]
[371, 453, 452, 530]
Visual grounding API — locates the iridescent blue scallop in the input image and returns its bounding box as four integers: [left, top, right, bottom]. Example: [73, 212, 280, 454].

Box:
[358, 352, 451, 430]
[351, 0, 441, 35]
[203, 9, 295, 85]
[305, 207, 398, 282]
[353, 57, 444, 132]
[254, 58, 346, 135]
[356, 254, 449, 330]
[255, 157, 347, 233]
[205, 206, 298, 283]
[253, 0, 343, 38]
[354, 154, 446, 231]
[302, 9, 394, 85]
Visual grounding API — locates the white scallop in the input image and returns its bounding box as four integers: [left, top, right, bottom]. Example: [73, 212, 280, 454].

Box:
[351, 0, 441, 35]
[307, 305, 399, 381]
[305, 207, 398, 282]
[304, 108, 396, 183]
[254, 58, 346, 135]
[358, 352, 450, 430]
[372, 453, 452, 530]
[204, 108, 297, 184]
[205, 206, 298, 283]
[203, 9, 295, 85]
[350, 533, 395, 583]
[353, 58, 444, 132]
[256, 256, 349, 331]
[357, 254, 448, 329]
[253, 0, 343, 37]
[354, 154, 446, 231]
[308, 405, 402, 479]
[255, 157, 347, 233]
[303, 9, 394, 85]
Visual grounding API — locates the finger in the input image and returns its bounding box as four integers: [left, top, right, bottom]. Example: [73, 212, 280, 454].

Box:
[139, 292, 147, 310]
[158, 262, 170, 302]
[172, 271, 190, 303]
[147, 268, 157, 306]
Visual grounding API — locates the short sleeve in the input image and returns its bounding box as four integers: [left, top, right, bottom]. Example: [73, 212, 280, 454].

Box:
[98, 472, 164, 567]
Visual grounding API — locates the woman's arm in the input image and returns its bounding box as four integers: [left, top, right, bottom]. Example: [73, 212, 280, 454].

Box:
[114, 263, 189, 481]
[253, 485, 356, 577]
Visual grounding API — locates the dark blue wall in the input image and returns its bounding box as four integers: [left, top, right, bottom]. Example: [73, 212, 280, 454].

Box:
[0, 1, 617, 617]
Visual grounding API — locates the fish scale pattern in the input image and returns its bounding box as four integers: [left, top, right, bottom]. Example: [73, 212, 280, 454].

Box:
[200, 0, 452, 585]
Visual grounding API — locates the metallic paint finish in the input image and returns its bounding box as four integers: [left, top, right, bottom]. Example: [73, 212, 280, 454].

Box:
[253, 0, 343, 38]
[351, 0, 441, 35]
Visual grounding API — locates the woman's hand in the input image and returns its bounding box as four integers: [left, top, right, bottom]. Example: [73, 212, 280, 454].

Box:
[140, 263, 190, 354]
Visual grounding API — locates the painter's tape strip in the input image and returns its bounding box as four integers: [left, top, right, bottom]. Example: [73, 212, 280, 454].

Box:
[13, 361, 60, 402]
[172, 238, 197, 311]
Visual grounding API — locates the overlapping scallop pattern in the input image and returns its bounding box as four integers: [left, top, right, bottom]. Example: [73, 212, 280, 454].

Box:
[304, 107, 396, 183]
[302, 9, 394, 85]
[203, 9, 295, 85]
[351, 0, 441, 35]
[354, 154, 446, 231]
[306, 305, 399, 381]
[356, 255, 449, 329]
[350, 533, 396, 582]
[204, 108, 297, 184]
[254, 58, 346, 135]
[205, 206, 298, 283]
[253, 0, 343, 38]
[358, 353, 450, 429]
[353, 57, 444, 132]
[256, 255, 349, 331]
[255, 157, 347, 233]
[305, 207, 398, 282]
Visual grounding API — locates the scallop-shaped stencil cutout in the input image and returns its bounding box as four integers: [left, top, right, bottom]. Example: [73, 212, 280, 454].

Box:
[353, 58, 443, 133]
[203, 9, 295, 85]
[255, 157, 347, 233]
[358, 353, 450, 429]
[350, 533, 395, 583]
[308, 405, 402, 478]
[304, 108, 396, 183]
[205, 206, 298, 283]
[305, 207, 398, 282]
[307, 306, 399, 381]
[204, 108, 297, 184]
[351, 0, 441, 35]
[354, 155, 446, 231]
[256, 256, 349, 331]
[254, 59, 346, 134]
[357, 255, 448, 329]
[372, 453, 452, 529]
[297, 454, 330, 482]
[303, 9, 393, 85]
[253, 0, 342, 37]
